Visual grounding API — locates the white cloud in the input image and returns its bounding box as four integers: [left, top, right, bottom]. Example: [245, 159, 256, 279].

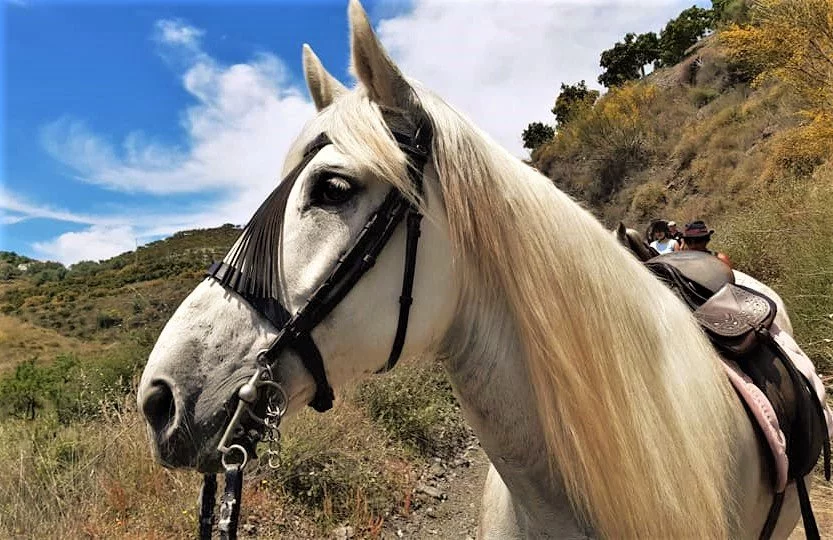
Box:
[42, 28, 314, 196]
[153, 19, 205, 51]
[377, 0, 692, 154]
[0, 187, 124, 226]
[33, 225, 138, 265]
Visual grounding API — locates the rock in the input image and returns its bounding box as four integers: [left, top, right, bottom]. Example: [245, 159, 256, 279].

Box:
[428, 463, 445, 478]
[425, 507, 436, 518]
[242, 523, 257, 535]
[332, 525, 354, 539]
[416, 483, 445, 500]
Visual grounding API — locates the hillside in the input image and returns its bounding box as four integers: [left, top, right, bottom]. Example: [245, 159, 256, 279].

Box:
[529, 35, 833, 372]
[0, 224, 241, 349]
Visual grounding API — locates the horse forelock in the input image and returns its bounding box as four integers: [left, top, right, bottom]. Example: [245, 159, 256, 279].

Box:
[310, 82, 741, 538]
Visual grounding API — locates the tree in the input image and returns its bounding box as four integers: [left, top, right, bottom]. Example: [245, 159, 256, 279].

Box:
[658, 6, 714, 66]
[598, 32, 661, 88]
[552, 81, 600, 128]
[0, 359, 50, 419]
[633, 32, 661, 77]
[522, 122, 555, 151]
[712, 0, 749, 24]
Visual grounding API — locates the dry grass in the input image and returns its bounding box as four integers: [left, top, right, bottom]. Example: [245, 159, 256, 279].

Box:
[717, 184, 833, 371]
[0, 394, 201, 539]
[0, 315, 106, 375]
[0, 359, 469, 539]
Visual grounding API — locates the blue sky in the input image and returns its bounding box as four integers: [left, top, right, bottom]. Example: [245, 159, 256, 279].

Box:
[2, 0, 706, 265]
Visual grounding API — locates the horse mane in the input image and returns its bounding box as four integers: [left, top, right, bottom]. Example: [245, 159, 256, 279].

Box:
[311, 85, 741, 538]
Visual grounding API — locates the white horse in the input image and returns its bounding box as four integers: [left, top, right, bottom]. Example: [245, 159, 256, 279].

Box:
[138, 1, 807, 537]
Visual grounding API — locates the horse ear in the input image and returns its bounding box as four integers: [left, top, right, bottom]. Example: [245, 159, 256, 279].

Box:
[615, 222, 628, 243]
[303, 44, 347, 111]
[348, 0, 413, 108]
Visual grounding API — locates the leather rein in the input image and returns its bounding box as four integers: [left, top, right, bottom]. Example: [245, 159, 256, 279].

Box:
[197, 118, 432, 539]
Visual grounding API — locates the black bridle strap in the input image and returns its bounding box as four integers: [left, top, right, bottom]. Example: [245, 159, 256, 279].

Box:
[207, 122, 431, 414]
[199, 473, 217, 539]
[217, 466, 243, 540]
[378, 209, 422, 373]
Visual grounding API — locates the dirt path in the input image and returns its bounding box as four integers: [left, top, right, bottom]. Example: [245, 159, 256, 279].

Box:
[379, 444, 489, 540]
[377, 445, 833, 540]
[245, 441, 832, 539]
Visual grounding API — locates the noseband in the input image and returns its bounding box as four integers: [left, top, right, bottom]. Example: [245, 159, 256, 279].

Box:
[198, 116, 432, 539]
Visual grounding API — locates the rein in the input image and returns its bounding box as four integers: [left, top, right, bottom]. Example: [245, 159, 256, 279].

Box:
[197, 118, 432, 539]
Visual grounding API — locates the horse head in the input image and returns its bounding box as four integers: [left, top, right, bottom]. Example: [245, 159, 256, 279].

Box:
[137, 0, 458, 471]
[613, 221, 658, 262]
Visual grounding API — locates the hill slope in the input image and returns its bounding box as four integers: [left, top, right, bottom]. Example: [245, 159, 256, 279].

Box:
[0, 224, 242, 349]
[529, 38, 833, 371]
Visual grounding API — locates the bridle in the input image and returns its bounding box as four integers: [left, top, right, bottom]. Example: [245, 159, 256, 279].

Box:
[197, 115, 433, 539]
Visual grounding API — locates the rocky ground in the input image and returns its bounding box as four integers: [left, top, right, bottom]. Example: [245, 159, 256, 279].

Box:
[236, 438, 832, 539]
[376, 442, 489, 540]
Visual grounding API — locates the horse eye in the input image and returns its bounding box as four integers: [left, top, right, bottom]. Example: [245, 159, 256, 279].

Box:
[313, 176, 356, 206]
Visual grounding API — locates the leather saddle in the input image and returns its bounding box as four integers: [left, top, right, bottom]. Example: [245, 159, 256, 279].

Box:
[645, 251, 735, 309]
[643, 251, 830, 540]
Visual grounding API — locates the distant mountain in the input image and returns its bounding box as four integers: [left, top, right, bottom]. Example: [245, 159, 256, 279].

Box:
[0, 224, 242, 348]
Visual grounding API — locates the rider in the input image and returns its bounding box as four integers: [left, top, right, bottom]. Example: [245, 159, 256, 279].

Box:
[667, 221, 683, 244]
[648, 220, 679, 255]
[680, 220, 732, 268]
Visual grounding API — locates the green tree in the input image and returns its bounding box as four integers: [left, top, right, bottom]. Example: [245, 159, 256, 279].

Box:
[598, 32, 661, 88]
[0, 359, 50, 419]
[712, 0, 749, 24]
[522, 122, 555, 151]
[633, 32, 661, 76]
[552, 81, 600, 128]
[658, 6, 714, 66]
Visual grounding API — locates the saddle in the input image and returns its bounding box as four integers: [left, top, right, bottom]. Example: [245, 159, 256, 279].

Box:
[645, 251, 735, 308]
[645, 252, 831, 540]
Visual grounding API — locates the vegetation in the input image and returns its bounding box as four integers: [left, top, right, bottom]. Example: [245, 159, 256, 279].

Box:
[552, 81, 600, 128]
[355, 361, 472, 459]
[528, 0, 833, 374]
[598, 6, 714, 88]
[656, 6, 714, 67]
[598, 32, 661, 88]
[0, 224, 242, 343]
[712, 0, 750, 24]
[521, 121, 555, 151]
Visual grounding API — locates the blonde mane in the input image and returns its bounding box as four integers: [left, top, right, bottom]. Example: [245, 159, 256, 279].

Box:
[315, 86, 741, 538]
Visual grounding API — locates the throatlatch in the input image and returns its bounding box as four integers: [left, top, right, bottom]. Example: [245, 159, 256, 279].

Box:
[197, 116, 432, 539]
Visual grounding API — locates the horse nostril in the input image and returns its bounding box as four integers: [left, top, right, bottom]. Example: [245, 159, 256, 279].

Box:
[141, 380, 176, 435]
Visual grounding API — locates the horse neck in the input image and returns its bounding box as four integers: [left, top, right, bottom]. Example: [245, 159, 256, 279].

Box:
[439, 293, 590, 536]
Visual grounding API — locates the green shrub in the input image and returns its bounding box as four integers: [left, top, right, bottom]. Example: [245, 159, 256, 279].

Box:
[0, 346, 146, 424]
[629, 182, 668, 219]
[96, 311, 122, 329]
[689, 86, 720, 107]
[354, 361, 470, 459]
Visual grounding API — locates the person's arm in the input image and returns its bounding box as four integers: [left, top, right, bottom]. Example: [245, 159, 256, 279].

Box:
[716, 252, 732, 268]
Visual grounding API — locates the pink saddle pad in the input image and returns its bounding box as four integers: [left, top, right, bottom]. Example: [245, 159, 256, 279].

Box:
[722, 322, 833, 493]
